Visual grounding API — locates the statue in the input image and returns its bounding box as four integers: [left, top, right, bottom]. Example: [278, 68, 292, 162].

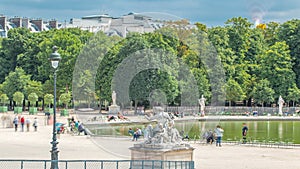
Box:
[278, 95, 284, 116]
[112, 91, 117, 105]
[108, 91, 120, 114]
[198, 95, 206, 116]
[144, 107, 182, 144]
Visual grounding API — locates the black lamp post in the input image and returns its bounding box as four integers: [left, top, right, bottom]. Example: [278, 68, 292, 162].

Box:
[49, 46, 61, 169]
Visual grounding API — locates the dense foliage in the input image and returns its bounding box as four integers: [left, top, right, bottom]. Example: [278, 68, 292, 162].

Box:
[0, 17, 300, 109]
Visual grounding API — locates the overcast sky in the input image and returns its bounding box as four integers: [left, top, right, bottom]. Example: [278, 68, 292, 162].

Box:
[0, 0, 299, 27]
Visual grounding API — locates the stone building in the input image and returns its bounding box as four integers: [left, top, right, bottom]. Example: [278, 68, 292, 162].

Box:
[0, 12, 196, 38]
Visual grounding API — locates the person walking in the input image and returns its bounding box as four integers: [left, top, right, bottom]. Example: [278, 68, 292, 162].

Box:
[33, 117, 38, 132]
[13, 116, 18, 132]
[20, 116, 25, 132]
[242, 123, 248, 144]
[25, 117, 31, 132]
[214, 125, 224, 147]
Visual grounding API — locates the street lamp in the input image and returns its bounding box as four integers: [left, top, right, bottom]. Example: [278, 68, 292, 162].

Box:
[49, 46, 61, 169]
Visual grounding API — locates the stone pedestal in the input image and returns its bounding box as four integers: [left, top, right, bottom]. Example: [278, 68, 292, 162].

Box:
[108, 105, 120, 114]
[130, 143, 194, 168]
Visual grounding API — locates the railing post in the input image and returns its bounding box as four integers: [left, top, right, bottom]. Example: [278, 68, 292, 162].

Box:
[65, 161, 67, 169]
[101, 161, 103, 169]
[44, 160, 47, 169]
[84, 160, 87, 169]
[21, 160, 24, 169]
[116, 161, 118, 169]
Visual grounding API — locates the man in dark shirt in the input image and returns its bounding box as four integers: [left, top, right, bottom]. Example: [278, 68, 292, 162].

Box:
[242, 123, 248, 144]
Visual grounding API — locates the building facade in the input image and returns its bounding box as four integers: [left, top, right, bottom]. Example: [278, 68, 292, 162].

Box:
[0, 12, 196, 38]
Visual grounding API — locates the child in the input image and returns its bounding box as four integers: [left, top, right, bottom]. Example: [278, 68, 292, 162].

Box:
[214, 125, 224, 147]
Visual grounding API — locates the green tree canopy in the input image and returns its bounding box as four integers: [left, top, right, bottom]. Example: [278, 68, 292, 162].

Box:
[252, 79, 275, 106]
[13, 91, 24, 106]
[0, 94, 9, 106]
[44, 94, 54, 108]
[28, 93, 38, 107]
[59, 93, 71, 109]
[1, 67, 30, 100]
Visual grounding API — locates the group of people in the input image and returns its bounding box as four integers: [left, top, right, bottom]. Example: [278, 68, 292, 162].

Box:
[202, 123, 249, 147]
[107, 112, 129, 122]
[12, 115, 38, 132]
[128, 127, 142, 141]
[69, 117, 87, 135]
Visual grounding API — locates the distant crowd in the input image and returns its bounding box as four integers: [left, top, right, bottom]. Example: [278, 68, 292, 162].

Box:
[11, 115, 39, 132]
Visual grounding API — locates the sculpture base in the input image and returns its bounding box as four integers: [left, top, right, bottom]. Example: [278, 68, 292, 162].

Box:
[108, 105, 120, 114]
[130, 143, 194, 168]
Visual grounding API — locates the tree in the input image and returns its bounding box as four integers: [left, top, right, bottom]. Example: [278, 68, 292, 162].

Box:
[252, 79, 274, 106]
[44, 94, 54, 108]
[28, 93, 38, 107]
[278, 19, 300, 87]
[259, 42, 295, 98]
[73, 70, 95, 108]
[96, 32, 183, 109]
[225, 17, 252, 62]
[264, 22, 280, 46]
[13, 91, 24, 107]
[1, 67, 30, 100]
[59, 93, 71, 109]
[286, 83, 300, 107]
[24, 80, 43, 99]
[225, 78, 246, 106]
[0, 94, 9, 106]
[1, 28, 32, 82]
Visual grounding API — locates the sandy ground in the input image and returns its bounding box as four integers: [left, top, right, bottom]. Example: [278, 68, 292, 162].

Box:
[0, 113, 299, 169]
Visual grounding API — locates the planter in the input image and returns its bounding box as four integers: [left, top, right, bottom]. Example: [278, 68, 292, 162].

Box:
[14, 107, 23, 114]
[0, 106, 8, 113]
[29, 107, 38, 115]
[60, 109, 69, 116]
[44, 108, 54, 115]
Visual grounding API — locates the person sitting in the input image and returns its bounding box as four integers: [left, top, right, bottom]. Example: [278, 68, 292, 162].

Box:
[117, 112, 129, 121]
[173, 112, 180, 117]
[107, 115, 116, 122]
[180, 130, 189, 141]
[128, 128, 134, 136]
[133, 128, 142, 141]
[78, 123, 87, 135]
[206, 130, 214, 144]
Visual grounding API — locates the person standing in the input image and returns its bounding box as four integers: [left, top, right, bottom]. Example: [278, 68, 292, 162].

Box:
[214, 125, 224, 147]
[20, 116, 25, 132]
[242, 123, 248, 144]
[33, 117, 38, 132]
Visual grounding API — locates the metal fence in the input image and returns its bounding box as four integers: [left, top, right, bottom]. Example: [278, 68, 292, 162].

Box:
[166, 106, 300, 116]
[0, 160, 194, 169]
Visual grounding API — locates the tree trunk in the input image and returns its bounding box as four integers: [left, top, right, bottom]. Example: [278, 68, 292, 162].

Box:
[134, 100, 138, 115]
[99, 98, 102, 113]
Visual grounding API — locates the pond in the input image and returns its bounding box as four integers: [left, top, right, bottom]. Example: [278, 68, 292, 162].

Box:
[87, 121, 300, 144]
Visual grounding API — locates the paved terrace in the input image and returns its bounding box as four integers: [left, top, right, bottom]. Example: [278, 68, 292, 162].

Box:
[0, 111, 299, 169]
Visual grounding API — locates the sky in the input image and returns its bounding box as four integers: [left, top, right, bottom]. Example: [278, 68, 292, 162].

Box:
[0, 0, 300, 27]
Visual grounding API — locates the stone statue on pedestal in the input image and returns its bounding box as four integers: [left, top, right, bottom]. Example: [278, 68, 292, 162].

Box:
[112, 91, 117, 105]
[108, 91, 120, 114]
[278, 95, 284, 116]
[130, 106, 194, 163]
[198, 95, 206, 116]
